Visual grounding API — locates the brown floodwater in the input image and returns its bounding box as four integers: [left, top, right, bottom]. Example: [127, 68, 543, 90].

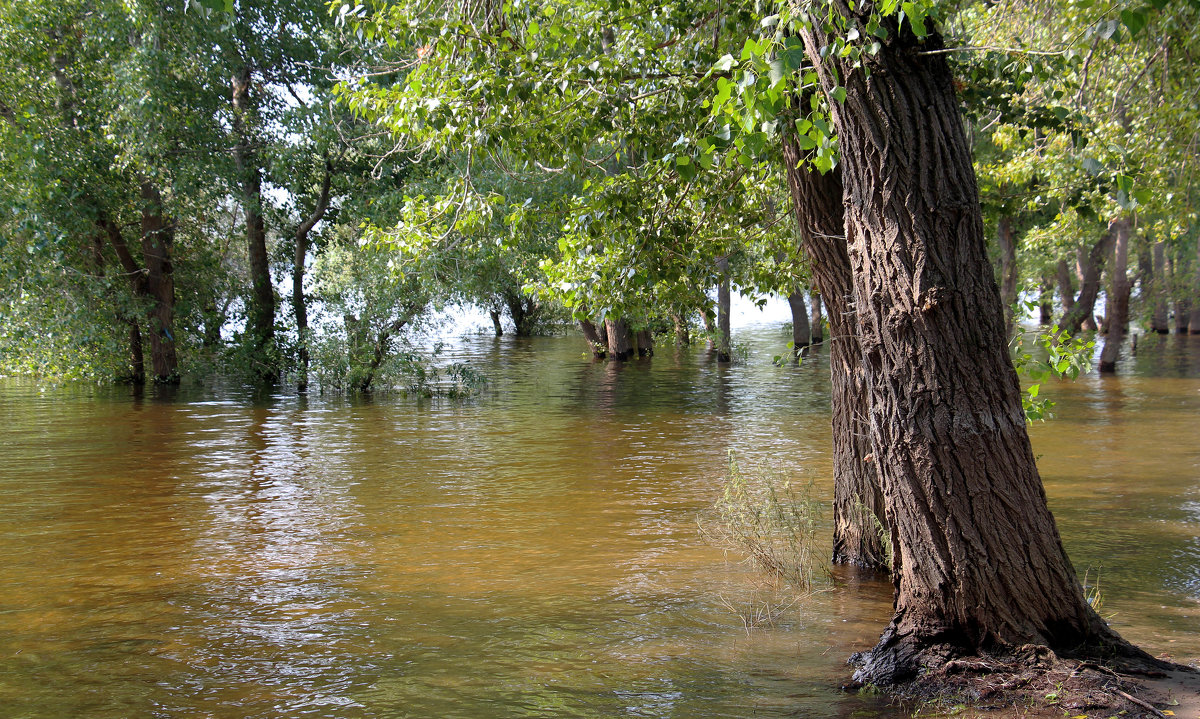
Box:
[1, 327, 1197, 718]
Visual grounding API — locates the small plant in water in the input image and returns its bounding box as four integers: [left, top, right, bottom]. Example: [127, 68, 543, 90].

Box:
[699, 451, 830, 592]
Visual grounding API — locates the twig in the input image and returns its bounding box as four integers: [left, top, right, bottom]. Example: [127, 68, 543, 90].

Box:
[1113, 688, 1167, 718]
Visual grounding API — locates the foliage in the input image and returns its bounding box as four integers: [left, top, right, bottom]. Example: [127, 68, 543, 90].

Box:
[1010, 321, 1096, 422]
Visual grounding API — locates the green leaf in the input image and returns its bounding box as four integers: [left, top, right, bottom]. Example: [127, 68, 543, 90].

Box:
[1120, 9, 1146, 36]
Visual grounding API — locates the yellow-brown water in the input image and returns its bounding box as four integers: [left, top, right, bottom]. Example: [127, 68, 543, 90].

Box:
[1, 328, 1197, 718]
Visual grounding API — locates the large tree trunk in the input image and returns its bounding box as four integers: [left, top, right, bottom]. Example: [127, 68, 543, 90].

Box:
[293, 161, 333, 392]
[232, 65, 276, 383]
[787, 290, 811, 361]
[605, 318, 634, 361]
[716, 257, 731, 362]
[1151, 241, 1170, 334]
[138, 181, 179, 384]
[1099, 219, 1132, 372]
[809, 292, 824, 343]
[781, 132, 887, 570]
[802, 17, 1144, 684]
[1061, 231, 1115, 334]
[997, 216, 1018, 337]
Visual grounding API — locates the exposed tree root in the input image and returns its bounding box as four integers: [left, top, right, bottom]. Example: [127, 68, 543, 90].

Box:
[843, 643, 1196, 718]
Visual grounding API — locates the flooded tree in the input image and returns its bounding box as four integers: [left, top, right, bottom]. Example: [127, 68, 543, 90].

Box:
[799, 6, 1159, 683]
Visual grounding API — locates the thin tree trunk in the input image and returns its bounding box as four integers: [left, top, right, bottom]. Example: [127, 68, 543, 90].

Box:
[232, 65, 275, 382]
[781, 131, 886, 570]
[293, 160, 333, 391]
[801, 17, 1146, 683]
[671, 312, 690, 346]
[1062, 231, 1115, 334]
[787, 290, 811, 361]
[716, 257, 731, 362]
[490, 309, 504, 337]
[1038, 279, 1053, 325]
[997, 216, 1018, 337]
[1100, 218, 1131, 373]
[1056, 258, 1076, 319]
[605, 318, 633, 361]
[127, 319, 145, 384]
[1151, 241, 1169, 334]
[810, 292, 824, 343]
[138, 181, 178, 384]
[1190, 233, 1200, 333]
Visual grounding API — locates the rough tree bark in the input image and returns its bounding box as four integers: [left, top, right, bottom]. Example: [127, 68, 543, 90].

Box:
[997, 216, 1018, 337]
[232, 64, 276, 383]
[1151, 242, 1169, 334]
[781, 132, 887, 570]
[1099, 218, 1131, 373]
[605, 318, 634, 361]
[787, 290, 812, 361]
[716, 257, 732, 362]
[801, 16, 1149, 683]
[1061, 230, 1115, 334]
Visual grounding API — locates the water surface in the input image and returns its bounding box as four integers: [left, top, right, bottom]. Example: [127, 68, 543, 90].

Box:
[1, 327, 1197, 717]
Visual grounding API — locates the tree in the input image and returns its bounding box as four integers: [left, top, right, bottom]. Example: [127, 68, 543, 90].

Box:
[794, 0, 1159, 683]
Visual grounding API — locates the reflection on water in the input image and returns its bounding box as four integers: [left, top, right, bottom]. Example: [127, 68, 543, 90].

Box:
[1, 328, 1198, 718]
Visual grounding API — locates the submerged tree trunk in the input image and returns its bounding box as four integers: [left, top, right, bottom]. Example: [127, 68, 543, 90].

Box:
[293, 160, 333, 392]
[787, 290, 811, 361]
[1100, 218, 1132, 373]
[802, 17, 1146, 684]
[636, 329, 654, 357]
[605, 318, 634, 361]
[716, 257, 731, 362]
[1056, 258, 1076, 320]
[810, 292, 824, 343]
[1190, 235, 1200, 333]
[490, 309, 504, 337]
[781, 132, 887, 571]
[126, 319, 145, 384]
[505, 292, 541, 337]
[1038, 278, 1053, 325]
[671, 312, 690, 346]
[138, 181, 178, 384]
[1151, 241, 1170, 334]
[997, 216, 1018, 337]
[232, 65, 276, 383]
[1061, 231, 1115, 334]
[579, 317, 606, 358]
